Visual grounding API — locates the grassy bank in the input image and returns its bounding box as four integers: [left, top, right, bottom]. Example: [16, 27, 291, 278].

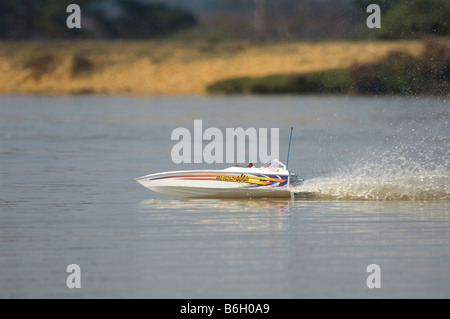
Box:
[207, 38, 450, 96]
[0, 39, 425, 95]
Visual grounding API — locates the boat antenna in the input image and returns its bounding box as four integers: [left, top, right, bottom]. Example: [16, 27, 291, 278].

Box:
[286, 127, 293, 170]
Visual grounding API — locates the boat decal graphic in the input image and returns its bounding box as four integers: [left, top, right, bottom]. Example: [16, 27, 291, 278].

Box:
[150, 174, 218, 181]
[215, 174, 286, 186]
[150, 173, 287, 186]
[216, 174, 250, 183]
[252, 175, 287, 183]
[233, 174, 250, 183]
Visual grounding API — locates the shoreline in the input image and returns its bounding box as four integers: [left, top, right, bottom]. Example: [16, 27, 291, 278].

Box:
[0, 39, 426, 96]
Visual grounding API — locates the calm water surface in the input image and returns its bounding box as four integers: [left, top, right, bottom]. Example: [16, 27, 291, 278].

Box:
[0, 95, 449, 298]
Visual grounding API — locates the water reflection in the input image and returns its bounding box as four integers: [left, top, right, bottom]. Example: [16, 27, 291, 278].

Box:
[139, 198, 292, 213]
[138, 198, 293, 234]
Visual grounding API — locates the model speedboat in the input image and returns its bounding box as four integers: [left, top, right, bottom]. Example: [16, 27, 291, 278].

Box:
[135, 159, 303, 198]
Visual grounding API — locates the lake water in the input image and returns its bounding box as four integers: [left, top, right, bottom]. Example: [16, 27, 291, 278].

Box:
[0, 95, 449, 299]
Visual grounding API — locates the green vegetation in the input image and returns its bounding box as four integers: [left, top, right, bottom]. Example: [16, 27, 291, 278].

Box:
[353, 0, 402, 13]
[207, 70, 353, 95]
[375, 0, 450, 39]
[356, 0, 450, 39]
[207, 39, 450, 96]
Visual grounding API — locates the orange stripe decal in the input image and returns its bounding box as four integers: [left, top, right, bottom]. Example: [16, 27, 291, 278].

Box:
[165, 173, 286, 185]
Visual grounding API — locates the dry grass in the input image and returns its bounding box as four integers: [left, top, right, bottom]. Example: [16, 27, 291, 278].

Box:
[0, 39, 425, 95]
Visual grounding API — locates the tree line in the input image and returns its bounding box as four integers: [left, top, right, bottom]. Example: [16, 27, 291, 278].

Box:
[0, 0, 196, 39]
[0, 0, 448, 40]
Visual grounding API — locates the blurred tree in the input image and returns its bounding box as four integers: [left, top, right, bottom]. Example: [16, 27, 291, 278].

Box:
[211, 0, 365, 40]
[352, 0, 402, 13]
[0, 0, 43, 38]
[36, 0, 90, 38]
[221, 0, 265, 36]
[0, 0, 197, 39]
[93, 0, 197, 38]
[364, 0, 450, 38]
[252, 0, 265, 36]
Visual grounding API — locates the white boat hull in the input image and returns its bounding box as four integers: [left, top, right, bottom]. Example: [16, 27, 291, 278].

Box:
[136, 163, 299, 198]
[141, 185, 293, 198]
